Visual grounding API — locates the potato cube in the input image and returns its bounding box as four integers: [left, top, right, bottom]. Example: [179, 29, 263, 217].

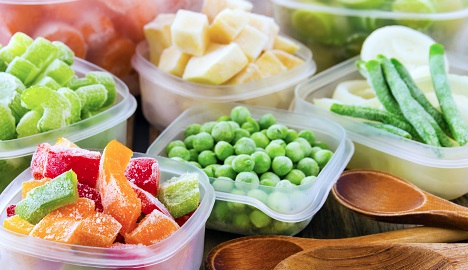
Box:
[183, 43, 248, 84]
[209, 9, 249, 44]
[255, 50, 287, 78]
[226, 63, 262, 84]
[271, 49, 304, 70]
[144, 13, 175, 65]
[202, 0, 253, 22]
[171, 10, 209, 56]
[273, 35, 300, 54]
[233, 25, 268, 61]
[247, 13, 279, 50]
[158, 46, 191, 77]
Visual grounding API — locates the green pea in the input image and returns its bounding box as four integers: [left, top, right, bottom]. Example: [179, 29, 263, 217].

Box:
[235, 171, 260, 189]
[232, 154, 255, 172]
[215, 164, 237, 179]
[232, 213, 250, 230]
[314, 149, 334, 168]
[258, 113, 276, 130]
[211, 201, 230, 222]
[211, 121, 234, 143]
[298, 129, 316, 145]
[203, 164, 221, 177]
[270, 139, 286, 148]
[247, 189, 268, 204]
[301, 176, 317, 185]
[227, 189, 247, 212]
[212, 177, 235, 192]
[251, 151, 271, 174]
[250, 132, 270, 148]
[184, 135, 195, 149]
[285, 141, 305, 163]
[188, 149, 199, 161]
[232, 128, 250, 144]
[260, 179, 277, 187]
[193, 132, 214, 152]
[200, 121, 217, 133]
[313, 140, 329, 149]
[227, 121, 240, 130]
[285, 169, 305, 185]
[284, 129, 299, 143]
[217, 115, 231, 122]
[234, 137, 256, 155]
[184, 123, 201, 137]
[170, 157, 186, 163]
[265, 142, 285, 159]
[267, 191, 291, 213]
[261, 129, 268, 137]
[310, 146, 322, 158]
[272, 156, 293, 177]
[241, 116, 260, 134]
[297, 157, 319, 176]
[165, 140, 185, 155]
[276, 179, 295, 188]
[188, 161, 202, 169]
[198, 150, 218, 167]
[168, 146, 190, 161]
[249, 209, 272, 229]
[224, 155, 237, 165]
[266, 124, 288, 140]
[260, 172, 281, 185]
[214, 141, 234, 161]
[294, 137, 313, 156]
[230, 105, 252, 125]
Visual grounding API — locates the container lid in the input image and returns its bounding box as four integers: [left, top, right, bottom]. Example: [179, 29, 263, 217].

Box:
[131, 40, 316, 102]
[0, 154, 215, 268]
[0, 58, 137, 159]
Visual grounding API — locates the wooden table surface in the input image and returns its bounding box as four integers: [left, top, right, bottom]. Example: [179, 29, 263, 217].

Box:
[128, 97, 468, 269]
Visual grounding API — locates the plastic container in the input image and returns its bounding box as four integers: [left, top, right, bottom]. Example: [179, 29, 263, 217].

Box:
[131, 38, 316, 130]
[271, 0, 468, 72]
[0, 0, 203, 95]
[147, 103, 354, 235]
[0, 58, 137, 194]
[292, 54, 468, 200]
[0, 154, 215, 269]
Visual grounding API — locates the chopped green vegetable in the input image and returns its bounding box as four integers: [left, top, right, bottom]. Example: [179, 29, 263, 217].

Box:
[364, 122, 412, 139]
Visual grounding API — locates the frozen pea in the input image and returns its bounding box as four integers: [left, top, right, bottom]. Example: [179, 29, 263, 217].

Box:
[224, 155, 236, 165]
[256, 147, 266, 152]
[258, 113, 276, 130]
[269, 220, 296, 235]
[171, 157, 186, 163]
[261, 129, 268, 137]
[260, 172, 281, 184]
[228, 121, 240, 131]
[313, 140, 329, 149]
[168, 146, 190, 161]
[214, 141, 234, 161]
[188, 149, 198, 161]
[193, 132, 214, 152]
[211, 121, 234, 142]
[215, 164, 237, 180]
[230, 105, 251, 125]
[301, 176, 317, 185]
[235, 172, 260, 189]
[188, 161, 202, 169]
[250, 132, 270, 148]
[212, 177, 235, 192]
[211, 201, 230, 222]
[217, 115, 230, 121]
[297, 157, 319, 176]
[203, 164, 220, 177]
[276, 179, 295, 188]
[314, 149, 334, 168]
[227, 189, 247, 212]
[232, 128, 250, 143]
[267, 191, 291, 213]
[265, 142, 285, 159]
[200, 121, 217, 133]
[165, 140, 185, 155]
[285, 142, 305, 162]
[234, 137, 256, 155]
[272, 156, 293, 177]
[232, 154, 255, 172]
[294, 137, 313, 156]
[247, 189, 268, 203]
[270, 139, 286, 148]
[241, 116, 260, 134]
[310, 146, 322, 158]
[184, 123, 201, 137]
[232, 213, 250, 230]
[251, 151, 271, 174]
[298, 129, 316, 145]
[198, 150, 218, 167]
[285, 169, 305, 185]
[249, 209, 272, 229]
[284, 129, 299, 143]
[260, 179, 277, 187]
[266, 124, 288, 140]
[184, 135, 195, 149]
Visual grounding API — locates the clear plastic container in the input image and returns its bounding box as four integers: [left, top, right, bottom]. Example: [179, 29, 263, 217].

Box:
[292, 53, 468, 200]
[146, 103, 354, 235]
[271, 0, 468, 72]
[131, 38, 316, 130]
[0, 58, 137, 193]
[0, 154, 215, 270]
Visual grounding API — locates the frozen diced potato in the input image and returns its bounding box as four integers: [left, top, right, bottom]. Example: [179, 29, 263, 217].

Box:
[226, 63, 262, 84]
[158, 46, 191, 77]
[273, 35, 300, 54]
[233, 25, 268, 61]
[255, 50, 286, 78]
[271, 49, 304, 70]
[209, 9, 249, 44]
[144, 13, 175, 65]
[202, 0, 253, 22]
[246, 13, 279, 50]
[171, 10, 209, 57]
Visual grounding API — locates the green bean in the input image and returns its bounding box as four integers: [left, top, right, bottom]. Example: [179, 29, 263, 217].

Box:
[429, 43, 468, 146]
[391, 57, 452, 138]
[364, 122, 412, 139]
[379, 55, 440, 147]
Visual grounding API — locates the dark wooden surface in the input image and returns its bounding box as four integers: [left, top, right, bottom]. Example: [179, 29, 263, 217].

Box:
[128, 97, 468, 269]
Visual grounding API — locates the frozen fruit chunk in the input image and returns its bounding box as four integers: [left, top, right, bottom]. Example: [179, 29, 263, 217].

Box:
[144, 13, 175, 65]
[171, 9, 209, 57]
[125, 157, 160, 195]
[130, 182, 172, 218]
[157, 173, 200, 218]
[21, 178, 51, 198]
[31, 143, 51, 179]
[74, 212, 122, 247]
[6, 204, 16, 217]
[208, 9, 249, 44]
[3, 215, 34, 235]
[125, 210, 179, 245]
[174, 208, 196, 227]
[98, 140, 141, 235]
[78, 182, 103, 212]
[15, 170, 79, 224]
[158, 45, 191, 77]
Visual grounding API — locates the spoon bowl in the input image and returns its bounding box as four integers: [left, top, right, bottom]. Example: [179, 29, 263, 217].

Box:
[332, 170, 468, 230]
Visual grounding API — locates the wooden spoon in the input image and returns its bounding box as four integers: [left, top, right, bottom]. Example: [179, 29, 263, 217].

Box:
[332, 170, 468, 230]
[275, 243, 468, 269]
[206, 227, 468, 270]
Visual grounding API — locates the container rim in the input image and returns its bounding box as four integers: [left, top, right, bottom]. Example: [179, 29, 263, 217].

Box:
[131, 38, 316, 101]
[0, 154, 216, 268]
[272, 0, 468, 20]
[0, 57, 137, 159]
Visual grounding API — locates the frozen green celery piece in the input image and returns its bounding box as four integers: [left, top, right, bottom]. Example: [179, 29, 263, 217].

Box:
[0, 72, 28, 123]
[15, 170, 79, 224]
[58, 87, 82, 123]
[86, 71, 116, 108]
[6, 57, 41, 86]
[33, 76, 61, 90]
[21, 37, 58, 71]
[67, 76, 92, 90]
[76, 84, 108, 113]
[21, 86, 72, 132]
[157, 173, 200, 218]
[0, 32, 33, 63]
[0, 103, 16, 140]
[52, 41, 74, 66]
[16, 110, 41, 138]
[38, 59, 75, 86]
